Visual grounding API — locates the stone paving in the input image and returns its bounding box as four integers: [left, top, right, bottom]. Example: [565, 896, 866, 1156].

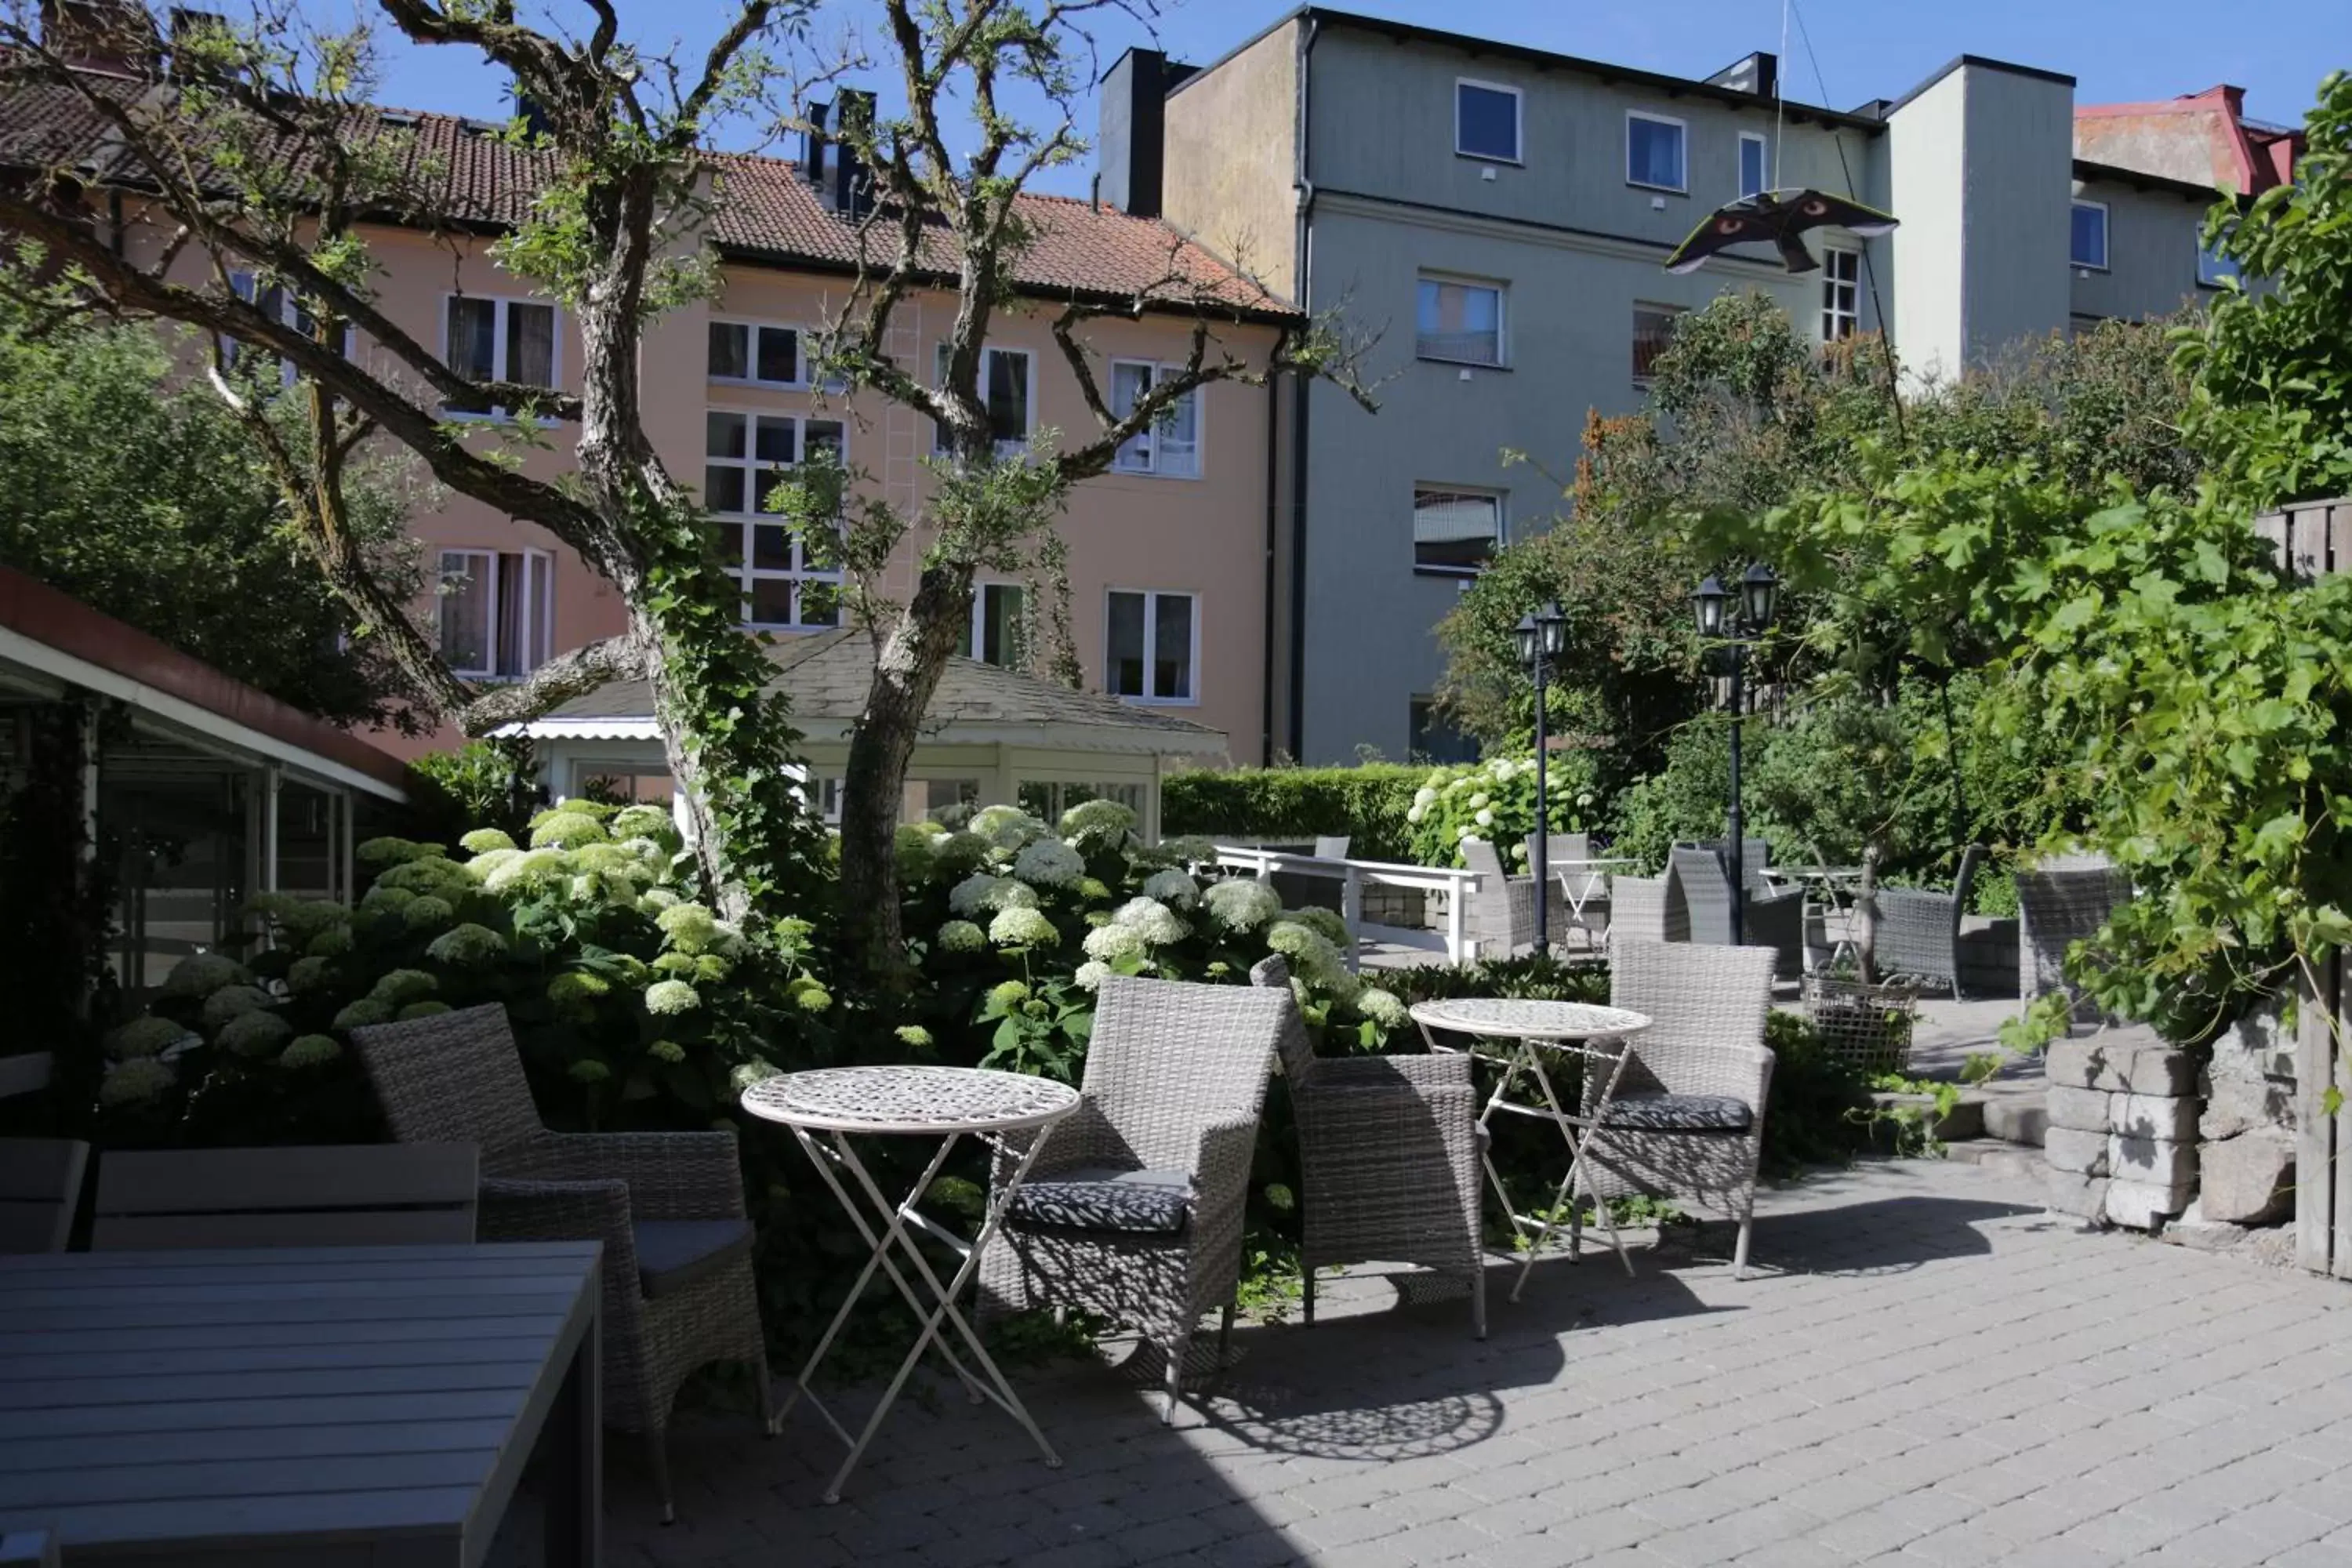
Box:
[608, 1156, 2352, 1567]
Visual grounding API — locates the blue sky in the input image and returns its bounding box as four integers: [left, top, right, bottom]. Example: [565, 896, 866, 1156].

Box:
[354, 0, 2344, 198]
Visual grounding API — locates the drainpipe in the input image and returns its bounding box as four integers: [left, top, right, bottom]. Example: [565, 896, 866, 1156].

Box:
[1261, 375, 1278, 767]
[1285, 13, 1319, 763]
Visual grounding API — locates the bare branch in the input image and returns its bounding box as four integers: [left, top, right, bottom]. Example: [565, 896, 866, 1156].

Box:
[457, 637, 645, 735]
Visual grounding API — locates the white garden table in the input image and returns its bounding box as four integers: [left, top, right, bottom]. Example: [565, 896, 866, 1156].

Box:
[1410, 998, 1652, 1301]
[1547, 857, 1635, 946]
[744, 1064, 1080, 1503]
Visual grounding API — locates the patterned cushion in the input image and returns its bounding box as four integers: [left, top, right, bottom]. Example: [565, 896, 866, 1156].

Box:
[633, 1218, 755, 1299]
[1010, 1167, 1192, 1234]
[1601, 1093, 1752, 1132]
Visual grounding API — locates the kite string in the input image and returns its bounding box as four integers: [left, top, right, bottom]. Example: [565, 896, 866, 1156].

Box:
[1773, 0, 1790, 191]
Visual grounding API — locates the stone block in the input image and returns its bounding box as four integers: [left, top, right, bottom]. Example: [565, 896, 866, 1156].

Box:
[2200, 1131, 2295, 1225]
[2111, 1093, 2201, 1142]
[2107, 1132, 2197, 1185]
[2105, 1176, 2195, 1230]
[2044, 1127, 2110, 1176]
[2047, 1169, 2110, 1221]
[2045, 1086, 2112, 1133]
[2046, 1040, 2195, 1096]
[2199, 1073, 2295, 1142]
[1981, 1095, 2045, 1145]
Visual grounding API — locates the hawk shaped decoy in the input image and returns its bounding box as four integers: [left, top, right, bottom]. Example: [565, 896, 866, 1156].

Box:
[1664, 189, 1900, 275]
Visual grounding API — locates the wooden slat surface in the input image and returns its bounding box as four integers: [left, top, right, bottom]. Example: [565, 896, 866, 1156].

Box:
[0, 1242, 597, 1564]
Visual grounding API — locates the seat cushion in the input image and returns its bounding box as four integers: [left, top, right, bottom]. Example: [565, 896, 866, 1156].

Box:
[633, 1218, 755, 1299]
[1009, 1167, 1192, 1234]
[1600, 1093, 1753, 1132]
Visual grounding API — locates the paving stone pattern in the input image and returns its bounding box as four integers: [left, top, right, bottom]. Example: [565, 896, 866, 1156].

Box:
[612, 1159, 2352, 1567]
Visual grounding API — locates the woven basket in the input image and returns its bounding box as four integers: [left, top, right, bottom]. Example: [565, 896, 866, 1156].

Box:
[1802, 975, 1921, 1076]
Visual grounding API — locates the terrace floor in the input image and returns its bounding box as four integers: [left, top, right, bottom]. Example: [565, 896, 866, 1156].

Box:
[609, 1156, 2352, 1567]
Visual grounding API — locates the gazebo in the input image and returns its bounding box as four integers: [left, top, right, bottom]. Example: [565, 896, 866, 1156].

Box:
[514, 630, 1227, 840]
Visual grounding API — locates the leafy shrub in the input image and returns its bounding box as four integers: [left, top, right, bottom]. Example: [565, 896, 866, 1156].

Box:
[1405, 753, 1602, 869]
[405, 740, 537, 844]
[1160, 764, 1426, 862]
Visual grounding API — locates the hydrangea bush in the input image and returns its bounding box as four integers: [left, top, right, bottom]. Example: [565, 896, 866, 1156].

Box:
[1403, 752, 1600, 869]
[93, 801, 836, 1143]
[899, 800, 1409, 1081]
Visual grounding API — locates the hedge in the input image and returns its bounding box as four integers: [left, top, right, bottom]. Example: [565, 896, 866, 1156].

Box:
[1161, 764, 1426, 862]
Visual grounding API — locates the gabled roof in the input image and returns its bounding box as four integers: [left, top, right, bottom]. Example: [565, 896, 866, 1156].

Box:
[529, 630, 1226, 757]
[0, 66, 1292, 318]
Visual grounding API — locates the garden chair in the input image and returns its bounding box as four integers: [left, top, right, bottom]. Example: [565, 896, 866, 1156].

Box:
[90, 1144, 477, 1248]
[351, 1004, 773, 1523]
[1581, 939, 1777, 1278]
[1873, 845, 1986, 997]
[1668, 846, 1805, 981]
[978, 974, 1287, 1424]
[1606, 873, 1687, 949]
[1250, 956, 1484, 1337]
[1460, 837, 1539, 958]
[0, 1138, 88, 1254]
[2016, 854, 2132, 1029]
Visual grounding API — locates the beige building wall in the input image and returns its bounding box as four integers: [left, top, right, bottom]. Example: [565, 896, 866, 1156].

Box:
[1160, 20, 1301, 302]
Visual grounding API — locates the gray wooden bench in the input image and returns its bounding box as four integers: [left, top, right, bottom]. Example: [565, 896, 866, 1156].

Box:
[92, 1144, 478, 1250]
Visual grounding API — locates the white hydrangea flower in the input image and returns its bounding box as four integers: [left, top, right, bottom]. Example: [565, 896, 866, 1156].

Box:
[1413, 786, 1439, 808]
[426, 924, 507, 966]
[645, 980, 701, 1015]
[949, 873, 1039, 916]
[1202, 877, 1282, 934]
[1357, 988, 1410, 1029]
[1468, 793, 1490, 810]
[1073, 960, 1112, 992]
[989, 906, 1059, 948]
[1012, 839, 1086, 887]
[99, 1057, 177, 1107]
[1406, 804, 1425, 824]
[1059, 798, 1138, 846]
[1265, 920, 1345, 984]
[1140, 868, 1200, 907]
[1455, 824, 1474, 840]
[484, 848, 570, 895]
[1082, 922, 1146, 963]
[1112, 897, 1189, 946]
[1474, 808, 1494, 827]
[937, 920, 986, 953]
[969, 804, 1045, 850]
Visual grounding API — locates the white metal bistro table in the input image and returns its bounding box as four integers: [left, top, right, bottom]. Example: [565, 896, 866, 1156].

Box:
[1410, 998, 1652, 1302]
[1767, 865, 1867, 969]
[744, 1064, 1080, 1503]
[1547, 857, 1635, 946]
[0, 1240, 601, 1566]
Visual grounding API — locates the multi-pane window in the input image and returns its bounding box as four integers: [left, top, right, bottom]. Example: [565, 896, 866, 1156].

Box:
[1413, 488, 1501, 574]
[2070, 201, 2109, 270]
[227, 271, 354, 385]
[1821, 249, 1860, 342]
[1110, 361, 1202, 478]
[933, 345, 1034, 456]
[1455, 79, 1521, 162]
[1416, 276, 1504, 367]
[443, 296, 557, 416]
[437, 548, 553, 679]
[2198, 240, 2241, 289]
[1738, 132, 1770, 199]
[1627, 112, 1687, 192]
[1632, 303, 1683, 383]
[1410, 698, 1480, 764]
[707, 320, 802, 387]
[964, 583, 1028, 667]
[704, 410, 845, 628]
[1106, 589, 1196, 703]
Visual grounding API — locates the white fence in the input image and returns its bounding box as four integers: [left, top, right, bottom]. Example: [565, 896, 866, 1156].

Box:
[1206, 845, 1485, 969]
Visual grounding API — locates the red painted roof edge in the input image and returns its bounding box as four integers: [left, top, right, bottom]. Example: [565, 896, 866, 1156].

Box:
[0, 564, 411, 792]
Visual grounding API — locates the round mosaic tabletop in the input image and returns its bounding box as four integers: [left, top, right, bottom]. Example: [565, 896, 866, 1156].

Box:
[742, 1064, 1081, 1135]
[1407, 997, 1651, 1043]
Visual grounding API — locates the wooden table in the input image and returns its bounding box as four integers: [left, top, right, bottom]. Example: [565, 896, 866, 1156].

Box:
[0, 1241, 601, 1567]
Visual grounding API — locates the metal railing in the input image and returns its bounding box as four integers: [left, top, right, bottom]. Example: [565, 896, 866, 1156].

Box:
[1203, 844, 1486, 969]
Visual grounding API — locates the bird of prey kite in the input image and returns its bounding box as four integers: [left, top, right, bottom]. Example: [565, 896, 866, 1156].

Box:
[1663, 189, 1900, 275]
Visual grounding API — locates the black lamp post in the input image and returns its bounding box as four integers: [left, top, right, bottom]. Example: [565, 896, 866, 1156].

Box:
[1514, 601, 1570, 956]
[1690, 562, 1780, 943]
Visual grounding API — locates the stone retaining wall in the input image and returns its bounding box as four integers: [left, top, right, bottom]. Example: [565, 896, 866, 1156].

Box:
[2045, 1039, 2199, 1229]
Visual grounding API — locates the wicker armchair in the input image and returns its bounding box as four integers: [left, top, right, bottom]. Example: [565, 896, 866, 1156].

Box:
[978, 975, 1286, 1424]
[1669, 846, 1805, 980]
[1874, 845, 1985, 997]
[1607, 875, 1688, 949]
[2016, 855, 2131, 1028]
[1250, 956, 1483, 1337]
[1581, 940, 1778, 1278]
[1461, 837, 1539, 957]
[351, 1004, 771, 1522]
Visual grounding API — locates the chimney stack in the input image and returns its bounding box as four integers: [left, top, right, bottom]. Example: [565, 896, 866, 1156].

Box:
[832, 89, 876, 217]
[1704, 50, 1779, 103]
[40, 0, 157, 76]
[1098, 47, 1196, 218]
[803, 100, 829, 186]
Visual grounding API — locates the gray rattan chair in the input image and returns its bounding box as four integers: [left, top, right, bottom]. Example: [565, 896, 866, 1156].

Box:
[1875, 845, 1985, 997]
[1606, 875, 1687, 949]
[2017, 855, 2131, 1027]
[978, 974, 1285, 1424]
[1250, 956, 1483, 1336]
[351, 1003, 772, 1522]
[1669, 846, 1804, 980]
[1581, 939, 1777, 1278]
[1461, 837, 1539, 958]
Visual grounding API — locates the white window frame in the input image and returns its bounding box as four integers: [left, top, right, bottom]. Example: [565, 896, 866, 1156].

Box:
[1415, 274, 1508, 368]
[704, 406, 848, 630]
[1109, 360, 1205, 479]
[1821, 248, 1861, 342]
[1454, 78, 1523, 165]
[435, 546, 554, 681]
[440, 293, 561, 420]
[1104, 587, 1200, 707]
[1411, 486, 1504, 577]
[2070, 200, 2110, 271]
[1737, 131, 1770, 199]
[227, 271, 354, 387]
[1626, 110, 1689, 194]
[933, 344, 1036, 458]
[965, 581, 1028, 666]
[706, 318, 807, 388]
